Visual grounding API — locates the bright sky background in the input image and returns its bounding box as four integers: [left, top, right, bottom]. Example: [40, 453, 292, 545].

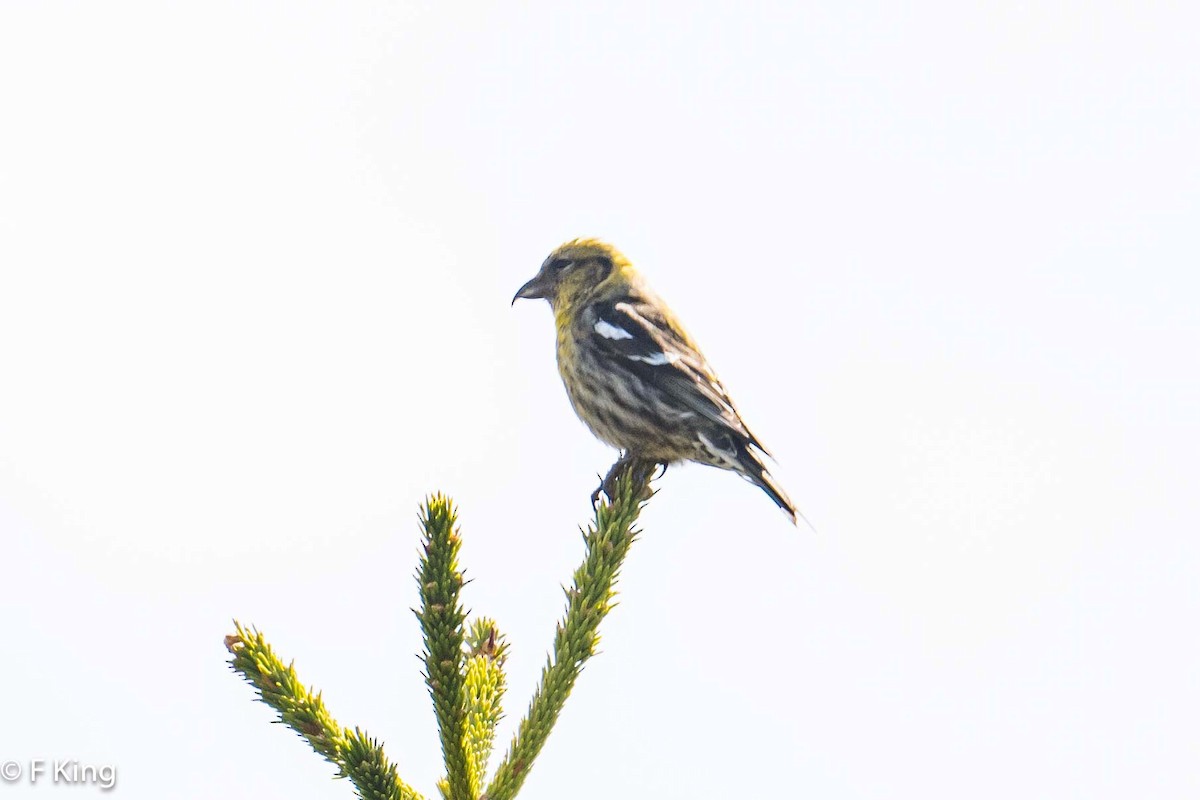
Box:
[1, 2, 1197, 798]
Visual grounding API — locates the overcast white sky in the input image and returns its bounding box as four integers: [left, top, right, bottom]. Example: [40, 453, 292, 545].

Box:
[1, 2, 1197, 798]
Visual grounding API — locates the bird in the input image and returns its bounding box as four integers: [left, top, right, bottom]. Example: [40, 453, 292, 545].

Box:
[512, 238, 800, 525]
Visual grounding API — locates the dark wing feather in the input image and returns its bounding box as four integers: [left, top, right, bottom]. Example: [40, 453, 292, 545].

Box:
[583, 297, 798, 524]
[585, 299, 765, 449]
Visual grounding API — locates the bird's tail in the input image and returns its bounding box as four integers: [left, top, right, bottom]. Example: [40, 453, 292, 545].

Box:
[738, 445, 809, 529]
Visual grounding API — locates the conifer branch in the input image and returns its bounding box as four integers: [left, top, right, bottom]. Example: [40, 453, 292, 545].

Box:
[225, 623, 424, 800]
[415, 495, 472, 800]
[228, 459, 657, 800]
[463, 618, 508, 796]
[483, 460, 652, 800]
[341, 728, 423, 800]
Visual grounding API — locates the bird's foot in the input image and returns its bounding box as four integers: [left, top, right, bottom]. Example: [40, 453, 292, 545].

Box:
[593, 453, 662, 508]
[590, 480, 605, 509]
[592, 453, 631, 508]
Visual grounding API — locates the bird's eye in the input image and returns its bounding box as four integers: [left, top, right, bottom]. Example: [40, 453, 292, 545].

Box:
[549, 258, 572, 272]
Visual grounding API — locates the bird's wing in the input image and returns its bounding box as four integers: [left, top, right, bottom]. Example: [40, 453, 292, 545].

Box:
[585, 299, 767, 451]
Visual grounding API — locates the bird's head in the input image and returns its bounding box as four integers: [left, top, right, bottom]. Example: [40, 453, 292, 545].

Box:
[512, 239, 631, 309]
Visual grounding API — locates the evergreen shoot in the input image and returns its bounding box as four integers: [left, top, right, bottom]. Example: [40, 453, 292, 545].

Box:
[227, 458, 655, 799]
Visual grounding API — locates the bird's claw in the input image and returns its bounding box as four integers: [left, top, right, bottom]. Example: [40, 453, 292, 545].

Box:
[591, 467, 623, 509]
[592, 454, 632, 509]
[592, 454, 662, 510]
